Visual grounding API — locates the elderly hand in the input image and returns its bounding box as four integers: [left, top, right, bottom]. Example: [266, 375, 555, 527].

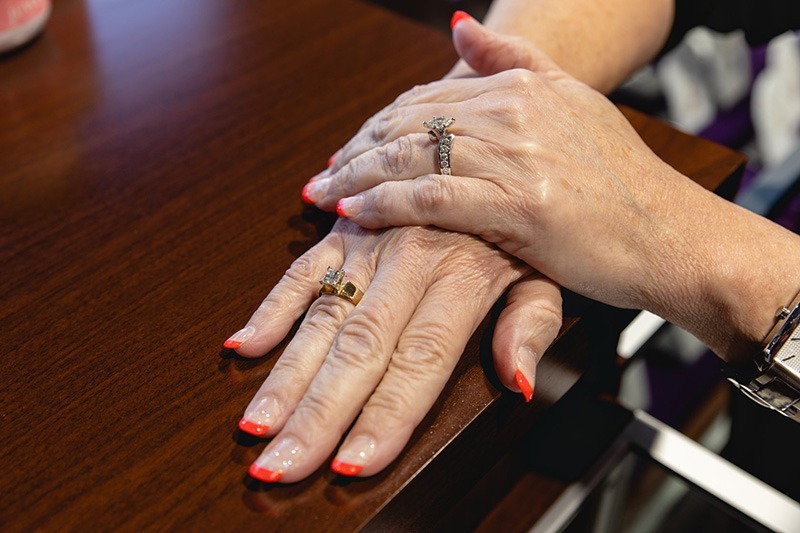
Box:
[303, 48, 702, 317]
[303, 36, 800, 364]
[225, 220, 562, 482]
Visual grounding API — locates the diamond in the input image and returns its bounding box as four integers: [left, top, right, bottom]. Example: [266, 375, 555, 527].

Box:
[423, 116, 455, 132]
[321, 267, 345, 288]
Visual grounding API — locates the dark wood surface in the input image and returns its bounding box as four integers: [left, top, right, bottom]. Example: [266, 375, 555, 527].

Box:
[0, 0, 746, 530]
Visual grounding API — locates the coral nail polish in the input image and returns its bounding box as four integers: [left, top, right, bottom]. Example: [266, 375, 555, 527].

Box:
[250, 437, 303, 482]
[515, 369, 534, 402]
[331, 459, 363, 476]
[222, 326, 256, 349]
[238, 418, 269, 437]
[450, 10, 471, 30]
[301, 182, 314, 204]
[336, 199, 347, 218]
[248, 463, 282, 483]
[224, 326, 255, 349]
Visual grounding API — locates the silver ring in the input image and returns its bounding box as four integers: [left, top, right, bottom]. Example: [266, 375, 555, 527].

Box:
[423, 116, 455, 176]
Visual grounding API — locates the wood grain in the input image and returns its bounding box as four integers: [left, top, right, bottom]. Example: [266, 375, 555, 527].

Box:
[0, 0, 745, 530]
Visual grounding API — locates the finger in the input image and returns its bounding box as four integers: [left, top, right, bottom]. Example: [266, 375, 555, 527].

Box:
[492, 273, 562, 402]
[452, 13, 561, 76]
[336, 175, 508, 246]
[330, 102, 466, 178]
[238, 254, 372, 438]
[248, 250, 428, 482]
[326, 73, 517, 177]
[304, 133, 484, 210]
[223, 236, 344, 357]
[329, 274, 499, 477]
[321, 68, 547, 179]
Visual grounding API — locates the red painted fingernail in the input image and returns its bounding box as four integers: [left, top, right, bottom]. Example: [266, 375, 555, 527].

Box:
[450, 10, 471, 30]
[238, 418, 269, 437]
[331, 459, 363, 476]
[248, 463, 282, 483]
[224, 326, 254, 349]
[515, 369, 534, 402]
[301, 182, 313, 204]
[336, 199, 347, 218]
[327, 154, 337, 168]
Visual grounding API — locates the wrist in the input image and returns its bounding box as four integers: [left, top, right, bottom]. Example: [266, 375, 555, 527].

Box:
[638, 171, 800, 364]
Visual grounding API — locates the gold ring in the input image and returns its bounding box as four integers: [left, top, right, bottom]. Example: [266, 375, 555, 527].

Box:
[319, 267, 364, 305]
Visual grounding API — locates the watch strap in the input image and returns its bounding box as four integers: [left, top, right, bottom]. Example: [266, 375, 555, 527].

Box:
[724, 289, 800, 422]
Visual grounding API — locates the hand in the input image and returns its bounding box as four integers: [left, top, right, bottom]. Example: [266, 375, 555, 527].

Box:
[226, 220, 562, 482]
[301, 37, 800, 364]
[302, 48, 698, 316]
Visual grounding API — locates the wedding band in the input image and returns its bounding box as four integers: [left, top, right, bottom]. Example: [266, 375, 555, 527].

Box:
[423, 116, 455, 175]
[319, 266, 364, 305]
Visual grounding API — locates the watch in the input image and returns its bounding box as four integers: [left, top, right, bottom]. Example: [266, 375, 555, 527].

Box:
[724, 290, 800, 422]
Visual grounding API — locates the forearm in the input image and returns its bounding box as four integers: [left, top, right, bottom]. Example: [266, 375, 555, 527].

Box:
[640, 171, 800, 364]
[451, 0, 675, 93]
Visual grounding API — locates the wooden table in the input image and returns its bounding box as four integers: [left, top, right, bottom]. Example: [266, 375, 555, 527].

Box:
[0, 0, 745, 530]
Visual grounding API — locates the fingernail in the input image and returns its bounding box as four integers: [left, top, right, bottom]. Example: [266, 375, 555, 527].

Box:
[327, 153, 337, 168]
[331, 460, 362, 476]
[301, 182, 314, 204]
[515, 369, 533, 402]
[450, 10, 471, 30]
[239, 396, 281, 437]
[336, 196, 362, 218]
[336, 199, 347, 218]
[248, 463, 282, 483]
[224, 326, 255, 349]
[249, 436, 303, 483]
[331, 435, 376, 477]
[515, 346, 536, 402]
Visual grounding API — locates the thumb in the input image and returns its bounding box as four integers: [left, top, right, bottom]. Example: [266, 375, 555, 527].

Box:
[492, 273, 562, 402]
[451, 11, 560, 76]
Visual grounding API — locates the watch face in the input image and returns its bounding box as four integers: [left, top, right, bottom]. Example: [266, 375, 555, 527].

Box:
[774, 324, 800, 385]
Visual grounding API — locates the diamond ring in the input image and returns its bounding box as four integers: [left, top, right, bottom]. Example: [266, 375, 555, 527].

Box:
[319, 267, 364, 305]
[423, 116, 455, 175]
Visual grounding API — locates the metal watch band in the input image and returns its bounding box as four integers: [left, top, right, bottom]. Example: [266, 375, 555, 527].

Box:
[727, 290, 800, 422]
[729, 371, 800, 421]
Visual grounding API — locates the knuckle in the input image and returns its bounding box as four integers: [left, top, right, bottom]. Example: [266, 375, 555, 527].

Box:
[380, 136, 415, 175]
[330, 311, 387, 371]
[293, 393, 340, 435]
[478, 225, 506, 246]
[337, 159, 359, 196]
[371, 110, 399, 145]
[304, 299, 349, 336]
[394, 329, 455, 375]
[528, 298, 563, 332]
[413, 175, 449, 212]
[507, 68, 536, 90]
[269, 352, 315, 386]
[284, 254, 318, 284]
[362, 388, 418, 432]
